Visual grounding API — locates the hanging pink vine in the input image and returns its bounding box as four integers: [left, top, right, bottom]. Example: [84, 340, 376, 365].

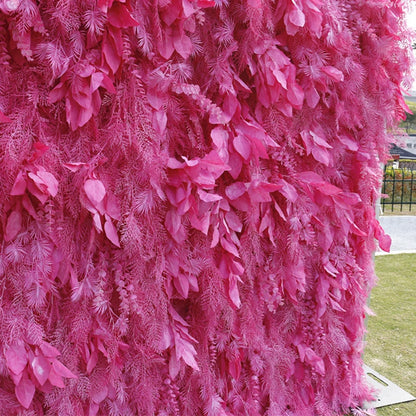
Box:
[0, 1, 413, 415]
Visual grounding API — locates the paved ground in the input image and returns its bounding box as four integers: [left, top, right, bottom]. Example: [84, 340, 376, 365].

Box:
[378, 216, 416, 255]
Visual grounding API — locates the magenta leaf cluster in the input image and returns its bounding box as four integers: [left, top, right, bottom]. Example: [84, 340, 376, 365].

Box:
[0, 0, 413, 415]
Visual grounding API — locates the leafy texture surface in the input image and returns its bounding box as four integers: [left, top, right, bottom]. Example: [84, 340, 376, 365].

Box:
[0, 1, 412, 415]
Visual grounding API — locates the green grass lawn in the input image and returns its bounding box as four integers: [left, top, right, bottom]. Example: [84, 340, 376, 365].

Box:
[364, 254, 416, 415]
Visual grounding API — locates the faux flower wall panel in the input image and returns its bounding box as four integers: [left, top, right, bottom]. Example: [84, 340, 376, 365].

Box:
[0, 1, 412, 415]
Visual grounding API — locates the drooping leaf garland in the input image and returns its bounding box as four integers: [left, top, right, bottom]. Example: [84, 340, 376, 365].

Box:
[0, 1, 413, 415]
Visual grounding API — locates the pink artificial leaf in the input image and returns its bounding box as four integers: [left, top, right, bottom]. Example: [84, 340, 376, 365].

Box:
[288, 5, 305, 27]
[30, 170, 59, 197]
[197, 189, 222, 203]
[321, 66, 344, 82]
[161, 325, 173, 350]
[227, 152, 243, 179]
[249, 136, 269, 160]
[329, 297, 346, 312]
[166, 254, 180, 276]
[174, 274, 190, 298]
[39, 342, 60, 359]
[323, 261, 338, 277]
[300, 385, 314, 406]
[339, 134, 358, 151]
[188, 274, 199, 292]
[89, 403, 100, 416]
[233, 134, 251, 160]
[165, 209, 181, 236]
[91, 383, 108, 404]
[4, 210, 22, 242]
[310, 131, 332, 149]
[190, 212, 210, 235]
[48, 366, 65, 388]
[182, 0, 195, 17]
[278, 179, 298, 202]
[274, 200, 287, 220]
[86, 349, 98, 375]
[377, 231, 391, 252]
[65, 101, 84, 131]
[62, 162, 85, 172]
[10, 372, 23, 386]
[333, 192, 361, 208]
[287, 82, 304, 108]
[31, 356, 51, 386]
[107, 2, 139, 28]
[104, 216, 120, 247]
[100, 72, 116, 94]
[259, 211, 271, 233]
[296, 170, 324, 184]
[5, 345, 27, 375]
[305, 85, 320, 108]
[229, 193, 251, 212]
[90, 72, 104, 92]
[219, 198, 230, 211]
[228, 274, 241, 309]
[166, 275, 176, 298]
[153, 110, 167, 136]
[249, 181, 281, 203]
[176, 194, 192, 214]
[97, 0, 115, 12]
[102, 29, 122, 74]
[160, 4, 180, 25]
[304, 348, 325, 376]
[283, 275, 298, 303]
[84, 179, 106, 206]
[222, 93, 239, 123]
[15, 375, 35, 409]
[169, 350, 180, 379]
[48, 82, 67, 104]
[21, 195, 37, 219]
[297, 343, 306, 362]
[349, 221, 367, 237]
[158, 29, 175, 60]
[104, 193, 121, 220]
[52, 359, 76, 379]
[225, 182, 247, 200]
[311, 146, 331, 166]
[315, 182, 342, 196]
[220, 237, 239, 257]
[211, 226, 220, 248]
[147, 89, 166, 110]
[10, 171, 27, 195]
[92, 212, 103, 232]
[225, 211, 242, 232]
[176, 338, 199, 370]
[230, 260, 244, 275]
[173, 29, 193, 59]
[70, 83, 91, 110]
[317, 278, 330, 318]
[169, 305, 190, 327]
[181, 156, 199, 167]
[200, 150, 230, 178]
[211, 127, 228, 149]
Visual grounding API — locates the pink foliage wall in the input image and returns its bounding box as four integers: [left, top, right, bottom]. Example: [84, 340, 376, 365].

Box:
[0, 0, 413, 415]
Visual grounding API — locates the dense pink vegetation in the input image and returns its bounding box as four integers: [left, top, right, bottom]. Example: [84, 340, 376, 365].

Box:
[0, 0, 413, 415]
